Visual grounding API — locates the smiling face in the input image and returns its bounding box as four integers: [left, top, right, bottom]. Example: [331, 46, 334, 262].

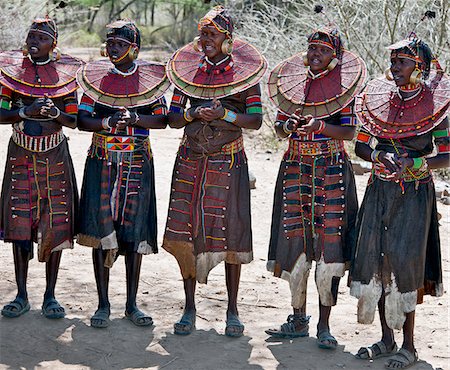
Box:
[306, 43, 334, 73]
[390, 53, 417, 87]
[199, 25, 227, 62]
[26, 28, 54, 62]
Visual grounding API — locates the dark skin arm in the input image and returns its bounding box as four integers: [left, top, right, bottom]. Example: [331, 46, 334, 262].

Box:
[78, 107, 167, 132]
[275, 110, 355, 140]
[355, 117, 450, 178]
[168, 85, 263, 130]
[0, 97, 77, 128]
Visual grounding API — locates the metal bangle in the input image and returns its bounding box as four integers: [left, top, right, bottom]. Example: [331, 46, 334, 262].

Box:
[48, 106, 61, 119]
[18, 107, 29, 119]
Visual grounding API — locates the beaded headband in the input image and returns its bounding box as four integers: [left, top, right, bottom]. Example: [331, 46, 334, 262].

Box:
[29, 16, 58, 44]
[307, 26, 343, 59]
[198, 5, 233, 37]
[106, 19, 140, 48]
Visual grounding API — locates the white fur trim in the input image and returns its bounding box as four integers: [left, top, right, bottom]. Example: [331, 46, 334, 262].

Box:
[315, 257, 346, 306]
[100, 231, 118, 250]
[137, 241, 155, 255]
[52, 240, 73, 252]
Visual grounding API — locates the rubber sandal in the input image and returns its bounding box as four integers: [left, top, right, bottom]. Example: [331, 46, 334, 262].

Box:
[385, 348, 418, 369]
[225, 313, 244, 338]
[125, 309, 153, 327]
[41, 298, 65, 319]
[265, 314, 310, 339]
[317, 329, 338, 350]
[174, 310, 196, 335]
[90, 308, 110, 328]
[355, 341, 398, 360]
[1, 297, 30, 318]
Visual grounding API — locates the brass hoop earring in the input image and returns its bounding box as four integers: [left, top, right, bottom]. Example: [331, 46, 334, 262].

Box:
[193, 36, 202, 52]
[327, 58, 339, 71]
[129, 46, 139, 61]
[221, 38, 233, 55]
[302, 52, 309, 66]
[409, 67, 423, 85]
[100, 43, 108, 57]
[384, 68, 394, 81]
[49, 47, 61, 61]
[22, 43, 29, 56]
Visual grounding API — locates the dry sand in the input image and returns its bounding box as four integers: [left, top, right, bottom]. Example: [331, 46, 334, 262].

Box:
[0, 124, 448, 370]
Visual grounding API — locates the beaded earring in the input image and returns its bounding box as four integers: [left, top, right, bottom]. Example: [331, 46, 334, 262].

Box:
[100, 42, 108, 57]
[221, 38, 233, 55]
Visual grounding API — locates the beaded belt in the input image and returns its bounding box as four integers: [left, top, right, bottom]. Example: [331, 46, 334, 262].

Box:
[12, 128, 65, 152]
[181, 135, 245, 155]
[91, 133, 151, 151]
[373, 163, 431, 182]
[287, 139, 345, 156]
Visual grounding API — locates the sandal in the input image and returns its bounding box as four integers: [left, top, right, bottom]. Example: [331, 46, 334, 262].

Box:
[317, 329, 338, 350]
[225, 313, 244, 338]
[355, 341, 398, 360]
[125, 309, 153, 327]
[1, 297, 30, 318]
[90, 308, 110, 328]
[41, 298, 65, 319]
[385, 348, 418, 369]
[265, 314, 310, 339]
[174, 310, 196, 335]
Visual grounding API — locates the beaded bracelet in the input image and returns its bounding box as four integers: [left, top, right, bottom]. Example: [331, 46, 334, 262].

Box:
[183, 109, 194, 122]
[18, 107, 29, 119]
[101, 116, 112, 130]
[221, 108, 237, 123]
[370, 149, 382, 163]
[314, 120, 326, 134]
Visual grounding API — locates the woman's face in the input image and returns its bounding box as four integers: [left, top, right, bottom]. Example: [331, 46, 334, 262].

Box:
[106, 37, 132, 65]
[26, 28, 54, 61]
[199, 25, 227, 61]
[390, 54, 416, 86]
[307, 43, 334, 73]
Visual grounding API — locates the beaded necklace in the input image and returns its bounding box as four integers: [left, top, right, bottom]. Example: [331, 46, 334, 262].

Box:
[390, 86, 424, 117]
[111, 62, 138, 76]
[198, 56, 233, 75]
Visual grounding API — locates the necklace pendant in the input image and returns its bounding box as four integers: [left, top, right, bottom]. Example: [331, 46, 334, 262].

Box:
[399, 110, 404, 118]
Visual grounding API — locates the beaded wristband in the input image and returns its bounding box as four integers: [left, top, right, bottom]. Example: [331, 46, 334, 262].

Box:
[101, 117, 111, 130]
[315, 120, 326, 134]
[221, 108, 237, 123]
[183, 109, 194, 122]
[18, 107, 29, 119]
[412, 157, 425, 170]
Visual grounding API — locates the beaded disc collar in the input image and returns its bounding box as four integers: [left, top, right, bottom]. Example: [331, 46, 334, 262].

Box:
[355, 71, 450, 139]
[166, 38, 267, 99]
[268, 50, 366, 118]
[0, 50, 83, 98]
[76, 59, 170, 108]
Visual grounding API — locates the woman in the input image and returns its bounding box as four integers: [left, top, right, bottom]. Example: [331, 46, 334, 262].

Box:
[265, 24, 366, 349]
[0, 17, 82, 319]
[351, 36, 448, 368]
[76, 20, 169, 328]
[163, 5, 266, 337]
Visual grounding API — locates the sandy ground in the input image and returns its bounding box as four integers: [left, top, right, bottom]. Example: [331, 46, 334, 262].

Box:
[0, 123, 448, 370]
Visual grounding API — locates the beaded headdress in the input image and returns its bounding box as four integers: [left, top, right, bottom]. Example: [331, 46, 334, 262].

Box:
[106, 20, 141, 48]
[29, 16, 58, 46]
[198, 5, 233, 38]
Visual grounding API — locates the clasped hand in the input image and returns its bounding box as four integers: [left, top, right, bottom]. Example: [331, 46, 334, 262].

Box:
[377, 152, 414, 179]
[285, 110, 322, 136]
[26, 96, 59, 118]
[110, 107, 138, 129]
[191, 98, 225, 122]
